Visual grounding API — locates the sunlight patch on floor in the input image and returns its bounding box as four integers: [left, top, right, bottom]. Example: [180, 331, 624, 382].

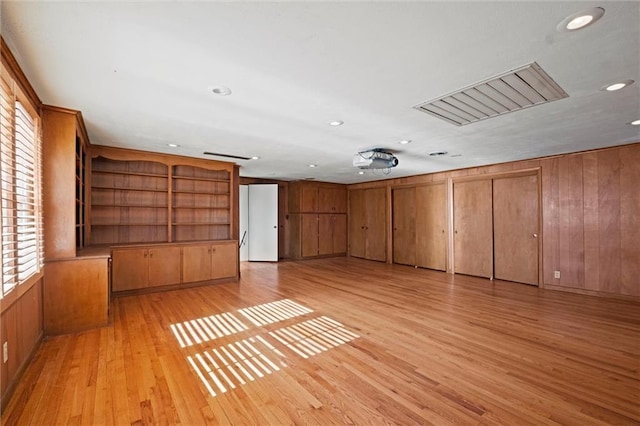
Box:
[170, 299, 358, 397]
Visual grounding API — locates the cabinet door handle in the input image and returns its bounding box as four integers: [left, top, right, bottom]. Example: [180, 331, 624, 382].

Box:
[533, 233, 538, 238]
[149, 251, 153, 258]
[144, 251, 148, 258]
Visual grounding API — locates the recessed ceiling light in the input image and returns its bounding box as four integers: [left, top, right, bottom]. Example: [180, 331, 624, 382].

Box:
[601, 80, 634, 92]
[210, 86, 232, 96]
[629, 119, 640, 126]
[429, 151, 448, 156]
[558, 7, 605, 32]
[167, 143, 179, 148]
[358, 171, 365, 175]
[328, 120, 344, 126]
[308, 164, 317, 168]
[399, 140, 411, 145]
[250, 156, 260, 160]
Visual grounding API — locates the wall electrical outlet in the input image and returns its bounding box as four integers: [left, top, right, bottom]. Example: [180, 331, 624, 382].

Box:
[2, 341, 7, 363]
[554, 271, 561, 279]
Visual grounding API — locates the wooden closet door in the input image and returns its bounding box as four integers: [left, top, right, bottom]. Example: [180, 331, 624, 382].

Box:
[333, 214, 347, 254]
[416, 183, 446, 271]
[366, 188, 387, 262]
[348, 189, 366, 258]
[318, 214, 333, 255]
[493, 175, 539, 285]
[301, 214, 319, 257]
[392, 187, 416, 266]
[454, 180, 493, 278]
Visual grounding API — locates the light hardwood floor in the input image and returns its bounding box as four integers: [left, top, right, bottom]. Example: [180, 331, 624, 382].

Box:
[3, 257, 639, 425]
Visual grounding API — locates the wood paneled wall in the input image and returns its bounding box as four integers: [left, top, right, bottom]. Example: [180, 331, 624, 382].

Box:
[0, 278, 43, 408]
[348, 142, 640, 298]
[542, 144, 640, 297]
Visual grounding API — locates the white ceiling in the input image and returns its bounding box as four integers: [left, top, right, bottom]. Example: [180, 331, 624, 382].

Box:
[2, 1, 639, 184]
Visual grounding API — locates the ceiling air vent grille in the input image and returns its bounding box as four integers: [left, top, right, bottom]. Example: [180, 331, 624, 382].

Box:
[414, 62, 568, 126]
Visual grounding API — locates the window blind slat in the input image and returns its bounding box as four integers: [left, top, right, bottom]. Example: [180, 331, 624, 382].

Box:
[1, 78, 42, 296]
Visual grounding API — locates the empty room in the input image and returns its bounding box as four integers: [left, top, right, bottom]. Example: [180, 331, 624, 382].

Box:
[0, 2, 638, 425]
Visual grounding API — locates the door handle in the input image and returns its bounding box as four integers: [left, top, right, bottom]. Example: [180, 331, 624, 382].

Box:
[533, 233, 538, 238]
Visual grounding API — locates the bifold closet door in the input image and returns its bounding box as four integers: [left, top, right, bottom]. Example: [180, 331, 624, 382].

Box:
[416, 183, 446, 271]
[454, 180, 493, 278]
[493, 175, 539, 285]
[392, 187, 416, 266]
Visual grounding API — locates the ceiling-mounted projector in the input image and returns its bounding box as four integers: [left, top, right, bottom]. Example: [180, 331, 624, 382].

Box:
[353, 150, 399, 169]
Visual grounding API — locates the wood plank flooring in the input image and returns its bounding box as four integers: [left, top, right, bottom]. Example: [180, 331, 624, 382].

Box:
[2, 257, 639, 425]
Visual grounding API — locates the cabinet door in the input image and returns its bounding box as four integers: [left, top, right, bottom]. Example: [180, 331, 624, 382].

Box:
[416, 184, 447, 271]
[365, 188, 387, 262]
[454, 180, 493, 278]
[392, 187, 416, 266]
[211, 243, 238, 280]
[493, 175, 539, 285]
[148, 246, 182, 287]
[301, 214, 319, 257]
[112, 248, 149, 291]
[332, 214, 347, 254]
[301, 185, 318, 212]
[318, 187, 347, 213]
[318, 215, 333, 255]
[348, 189, 366, 258]
[182, 245, 212, 283]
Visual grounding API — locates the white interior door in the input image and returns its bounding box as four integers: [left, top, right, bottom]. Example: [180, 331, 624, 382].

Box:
[239, 185, 249, 261]
[248, 184, 278, 261]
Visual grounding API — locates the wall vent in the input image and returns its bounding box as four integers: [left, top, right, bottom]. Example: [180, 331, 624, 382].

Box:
[414, 62, 568, 126]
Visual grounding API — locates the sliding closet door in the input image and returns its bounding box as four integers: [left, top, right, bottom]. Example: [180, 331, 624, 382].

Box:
[453, 180, 493, 278]
[416, 183, 447, 271]
[348, 189, 367, 258]
[392, 187, 416, 266]
[493, 175, 539, 285]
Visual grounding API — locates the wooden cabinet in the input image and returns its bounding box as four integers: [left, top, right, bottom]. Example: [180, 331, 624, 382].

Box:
[42, 107, 110, 336]
[42, 106, 90, 258]
[289, 181, 347, 213]
[111, 245, 181, 291]
[44, 256, 110, 335]
[182, 242, 238, 283]
[349, 187, 386, 262]
[290, 213, 347, 259]
[319, 214, 347, 255]
[288, 181, 348, 259]
[318, 187, 347, 213]
[112, 241, 238, 292]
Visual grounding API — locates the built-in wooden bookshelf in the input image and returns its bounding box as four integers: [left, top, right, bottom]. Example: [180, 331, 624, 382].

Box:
[172, 165, 230, 241]
[88, 147, 235, 245]
[75, 134, 87, 250]
[90, 157, 169, 245]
